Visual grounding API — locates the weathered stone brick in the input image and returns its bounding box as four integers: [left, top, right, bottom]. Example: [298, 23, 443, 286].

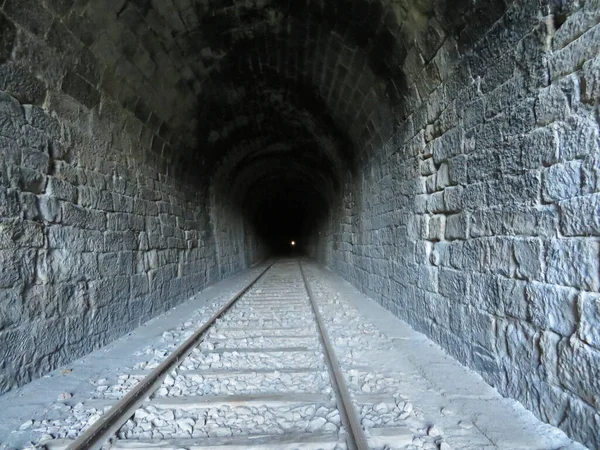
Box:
[535, 83, 570, 126]
[439, 268, 469, 300]
[578, 293, 600, 350]
[0, 12, 17, 64]
[542, 161, 581, 202]
[546, 238, 599, 291]
[89, 277, 130, 308]
[559, 194, 600, 236]
[3, 0, 53, 37]
[526, 282, 578, 336]
[443, 185, 464, 212]
[61, 72, 101, 109]
[445, 213, 468, 240]
[550, 23, 600, 81]
[557, 116, 599, 161]
[0, 187, 20, 217]
[61, 202, 107, 230]
[513, 238, 543, 281]
[427, 215, 445, 241]
[0, 62, 47, 106]
[582, 54, 600, 104]
[18, 168, 46, 194]
[557, 337, 600, 410]
[522, 126, 559, 169]
[417, 265, 438, 293]
[426, 191, 444, 213]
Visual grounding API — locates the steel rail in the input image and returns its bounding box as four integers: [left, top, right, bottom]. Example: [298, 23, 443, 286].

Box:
[66, 260, 276, 450]
[298, 261, 370, 450]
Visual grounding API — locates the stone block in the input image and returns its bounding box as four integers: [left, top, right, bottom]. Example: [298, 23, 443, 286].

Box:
[47, 174, 77, 200]
[578, 293, 600, 349]
[427, 215, 445, 241]
[39, 195, 61, 222]
[0, 187, 20, 217]
[448, 155, 467, 185]
[582, 54, 600, 103]
[466, 307, 495, 351]
[534, 83, 570, 126]
[61, 72, 100, 109]
[557, 337, 600, 410]
[104, 231, 136, 251]
[559, 194, 600, 236]
[89, 276, 130, 308]
[557, 116, 599, 161]
[75, 48, 101, 85]
[463, 183, 487, 209]
[522, 126, 559, 169]
[439, 268, 469, 300]
[45, 0, 75, 15]
[417, 265, 438, 293]
[414, 241, 432, 264]
[0, 62, 47, 106]
[414, 194, 428, 213]
[21, 147, 50, 173]
[582, 155, 600, 194]
[131, 273, 149, 298]
[0, 250, 21, 288]
[526, 282, 578, 336]
[445, 213, 468, 240]
[504, 321, 540, 371]
[443, 185, 464, 212]
[426, 191, 444, 213]
[486, 172, 540, 207]
[513, 238, 543, 281]
[20, 192, 40, 220]
[449, 240, 477, 272]
[420, 158, 435, 176]
[546, 238, 599, 290]
[542, 161, 581, 202]
[18, 167, 46, 194]
[0, 12, 16, 63]
[45, 248, 97, 283]
[61, 202, 106, 230]
[467, 150, 500, 183]
[45, 18, 81, 55]
[433, 127, 463, 165]
[98, 252, 133, 278]
[486, 237, 515, 278]
[550, 22, 600, 81]
[436, 162, 450, 189]
[425, 174, 437, 193]
[430, 241, 451, 267]
[3, 0, 53, 37]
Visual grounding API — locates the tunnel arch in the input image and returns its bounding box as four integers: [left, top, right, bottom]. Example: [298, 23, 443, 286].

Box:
[1, 0, 598, 447]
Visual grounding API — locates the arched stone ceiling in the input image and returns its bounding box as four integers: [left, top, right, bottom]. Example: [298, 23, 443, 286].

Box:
[64, 0, 509, 209]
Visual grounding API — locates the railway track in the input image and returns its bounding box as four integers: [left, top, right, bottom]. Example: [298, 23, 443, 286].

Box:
[37, 260, 367, 450]
[35, 259, 442, 450]
[11, 259, 587, 450]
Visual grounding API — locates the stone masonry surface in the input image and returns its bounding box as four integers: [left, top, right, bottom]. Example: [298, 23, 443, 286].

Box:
[308, 1, 600, 449]
[0, 0, 265, 398]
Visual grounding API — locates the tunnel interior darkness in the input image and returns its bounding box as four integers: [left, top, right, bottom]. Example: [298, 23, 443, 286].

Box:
[1, 0, 599, 447]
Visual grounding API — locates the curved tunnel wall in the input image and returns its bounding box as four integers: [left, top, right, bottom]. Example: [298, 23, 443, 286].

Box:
[0, 0, 599, 447]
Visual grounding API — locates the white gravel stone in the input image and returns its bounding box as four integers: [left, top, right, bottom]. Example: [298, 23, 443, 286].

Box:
[428, 425, 441, 437]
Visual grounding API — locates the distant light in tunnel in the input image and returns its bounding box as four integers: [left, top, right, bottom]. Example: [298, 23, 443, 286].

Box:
[291, 240, 296, 247]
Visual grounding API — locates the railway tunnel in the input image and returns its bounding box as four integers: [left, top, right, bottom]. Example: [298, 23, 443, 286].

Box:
[0, 0, 599, 448]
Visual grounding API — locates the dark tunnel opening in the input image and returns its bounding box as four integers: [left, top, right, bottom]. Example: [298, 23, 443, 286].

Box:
[247, 180, 330, 255]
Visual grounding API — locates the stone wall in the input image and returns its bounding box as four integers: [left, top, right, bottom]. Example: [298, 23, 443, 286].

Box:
[0, 0, 262, 394]
[313, 0, 600, 448]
